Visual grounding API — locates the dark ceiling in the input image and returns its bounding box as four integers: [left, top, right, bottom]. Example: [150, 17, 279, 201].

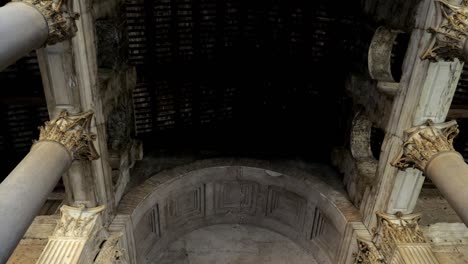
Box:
[0, 0, 372, 180]
[122, 0, 372, 160]
[4, 0, 468, 181]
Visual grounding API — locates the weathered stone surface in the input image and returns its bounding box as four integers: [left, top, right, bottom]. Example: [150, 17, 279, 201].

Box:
[360, 0, 464, 228]
[7, 215, 58, 264]
[332, 112, 378, 210]
[6, 239, 48, 264]
[155, 224, 318, 264]
[345, 75, 393, 131]
[423, 223, 468, 264]
[415, 189, 461, 226]
[118, 158, 362, 264]
[96, 18, 127, 70]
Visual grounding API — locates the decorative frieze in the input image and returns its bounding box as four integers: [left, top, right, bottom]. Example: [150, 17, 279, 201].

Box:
[392, 120, 459, 172]
[13, 0, 78, 45]
[37, 110, 99, 161]
[422, 0, 468, 61]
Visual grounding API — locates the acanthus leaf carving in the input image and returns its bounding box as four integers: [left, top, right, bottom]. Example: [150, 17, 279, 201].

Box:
[391, 120, 459, 172]
[54, 205, 106, 238]
[355, 212, 430, 264]
[374, 211, 426, 261]
[13, 0, 78, 45]
[422, 0, 468, 61]
[37, 110, 100, 161]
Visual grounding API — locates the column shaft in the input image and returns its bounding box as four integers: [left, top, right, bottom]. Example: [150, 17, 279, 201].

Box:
[0, 2, 48, 71]
[0, 141, 72, 263]
[426, 151, 468, 225]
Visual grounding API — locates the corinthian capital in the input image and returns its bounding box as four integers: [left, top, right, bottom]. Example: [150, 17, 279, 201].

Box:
[392, 120, 459, 172]
[37, 110, 99, 161]
[422, 0, 468, 61]
[54, 205, 106, 238]
[356, 212, 438, 264]
[13, 0, 78, 45]
[374, 212, 427, 261]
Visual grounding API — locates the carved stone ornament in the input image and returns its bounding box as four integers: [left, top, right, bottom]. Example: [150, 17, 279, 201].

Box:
[12, 0, 78, 45]
[354, 239, 385, 264]
[374, 211, 426, 261]
[422, 0, 468, 60]
[54, 205, 106, 238]
[37, 110, 99, 161]
[37, 205, 108, 264]
[355, 212, 438, 264]
[94, 234, 129, 264]
[391, 120, 459, 172]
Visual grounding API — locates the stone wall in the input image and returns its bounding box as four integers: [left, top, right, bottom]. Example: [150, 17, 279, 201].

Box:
[118, 159, 363, 264]
[155, 224, 318, 264]
[7, 216, 58, 264]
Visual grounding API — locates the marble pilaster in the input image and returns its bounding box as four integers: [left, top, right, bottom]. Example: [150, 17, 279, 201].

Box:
[36, 205, 107, 264]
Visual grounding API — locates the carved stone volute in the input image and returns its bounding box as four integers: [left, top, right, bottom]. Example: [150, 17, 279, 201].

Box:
[12, 0, 78, 45]
[374, 211, 426, 261]
[37, 110, 99, 161]
[423, 0, 468, 61]
[54, 205, 106, 238]
[391, 120, 459, 172]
